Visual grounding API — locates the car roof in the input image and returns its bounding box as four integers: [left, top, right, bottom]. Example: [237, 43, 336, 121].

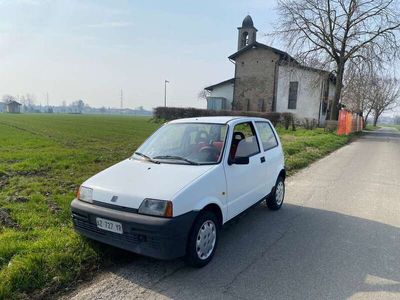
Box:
[168, 116, 270, 124]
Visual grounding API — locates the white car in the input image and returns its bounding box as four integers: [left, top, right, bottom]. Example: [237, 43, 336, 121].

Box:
[71, 116, 285, 267]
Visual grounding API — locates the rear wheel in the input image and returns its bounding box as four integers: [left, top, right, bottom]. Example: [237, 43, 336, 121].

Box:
[267, 176, 285, 210]
[185, 211, 219, 268]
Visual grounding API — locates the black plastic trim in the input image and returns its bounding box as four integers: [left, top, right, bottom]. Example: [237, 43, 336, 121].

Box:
[71, 199, 198, 260]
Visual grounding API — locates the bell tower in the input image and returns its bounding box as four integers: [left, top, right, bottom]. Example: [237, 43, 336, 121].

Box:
[237, 15, 257, 50]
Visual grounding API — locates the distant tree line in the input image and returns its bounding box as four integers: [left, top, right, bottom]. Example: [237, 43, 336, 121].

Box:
[0, 94, 152, 116]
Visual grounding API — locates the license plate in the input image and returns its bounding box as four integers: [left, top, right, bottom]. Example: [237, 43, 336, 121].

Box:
[96, 217, 123, 234]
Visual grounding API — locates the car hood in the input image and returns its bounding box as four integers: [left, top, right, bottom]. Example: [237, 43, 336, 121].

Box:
[82, 158, 215, 209]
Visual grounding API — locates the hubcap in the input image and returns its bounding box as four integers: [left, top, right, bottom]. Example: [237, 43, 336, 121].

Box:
[275, 181, 284, 205]
[196, 220, 217, 260]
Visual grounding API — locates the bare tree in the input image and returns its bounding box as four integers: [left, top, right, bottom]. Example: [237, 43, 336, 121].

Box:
[342, 58, 399, 126]
[198, 88, 210, 101]
[341, 58, 375, 124]
[370, 77, 400, 126]
[2, 94, 16, 103]
[273, 0, 400, 120]
[19, 94, 36, 112]
[70, 99, 86, 114]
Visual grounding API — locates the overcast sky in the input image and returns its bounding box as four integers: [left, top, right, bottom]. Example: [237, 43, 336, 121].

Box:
[0, 0, 278, 109]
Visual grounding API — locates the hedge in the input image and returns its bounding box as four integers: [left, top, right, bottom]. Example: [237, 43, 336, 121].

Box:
[153, 107, 293, 127]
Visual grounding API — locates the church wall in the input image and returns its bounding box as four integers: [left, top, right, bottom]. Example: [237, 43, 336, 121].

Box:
[233, 48, 279, 112]
[276, 65, 324, 121]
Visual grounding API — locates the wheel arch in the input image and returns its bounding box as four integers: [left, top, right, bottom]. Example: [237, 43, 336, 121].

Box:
[278, 168, 286, 181]
[200, 203, 223, 226]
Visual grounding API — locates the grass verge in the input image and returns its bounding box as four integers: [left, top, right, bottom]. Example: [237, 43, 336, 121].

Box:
[275, 126, 352, 175]
[364, 124, 380, 131]
[0, 114, 353, 298]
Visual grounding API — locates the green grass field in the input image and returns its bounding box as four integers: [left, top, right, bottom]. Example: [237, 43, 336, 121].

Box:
[0, 114, 351, 298]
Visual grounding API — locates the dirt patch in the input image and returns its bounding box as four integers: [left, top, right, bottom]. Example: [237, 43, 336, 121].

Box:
[6, 195, 29, 203]
[48, 201, 61, 214]
[5, 159, 23, 164]
[0, 175, 9, 189]
[0, 208, 19, 228]
[15, 169, 48, 177]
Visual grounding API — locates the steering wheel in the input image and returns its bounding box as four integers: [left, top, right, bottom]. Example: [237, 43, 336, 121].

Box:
[199, 145, 219, 161]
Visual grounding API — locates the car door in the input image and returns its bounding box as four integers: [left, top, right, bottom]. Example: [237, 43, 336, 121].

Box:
[254, 121, 281, 193]
[224, 121, 266, 220]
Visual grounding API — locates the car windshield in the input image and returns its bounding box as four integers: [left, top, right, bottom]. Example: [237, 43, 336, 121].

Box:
[134, 123, 228, 165]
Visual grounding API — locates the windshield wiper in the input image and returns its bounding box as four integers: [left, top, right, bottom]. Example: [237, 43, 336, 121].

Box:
[133, 152, 160, 164]
[152, 155, 199, 165]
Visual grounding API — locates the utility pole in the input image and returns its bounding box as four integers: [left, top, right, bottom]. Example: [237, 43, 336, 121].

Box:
[120, 89, 123, 112]
[164, 80, 169, 107]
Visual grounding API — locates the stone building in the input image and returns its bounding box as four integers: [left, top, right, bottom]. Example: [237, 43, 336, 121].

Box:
[205, 15, 336, 125]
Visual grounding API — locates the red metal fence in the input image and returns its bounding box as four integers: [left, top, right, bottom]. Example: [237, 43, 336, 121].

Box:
[337, 110, 364, 135]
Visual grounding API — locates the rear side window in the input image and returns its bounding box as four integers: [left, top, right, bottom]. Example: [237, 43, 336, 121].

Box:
[230, 122, 260, 158]
[255, 122, 278, 151]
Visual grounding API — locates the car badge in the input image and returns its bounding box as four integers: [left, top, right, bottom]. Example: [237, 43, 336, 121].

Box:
[111, 196, 118, 202]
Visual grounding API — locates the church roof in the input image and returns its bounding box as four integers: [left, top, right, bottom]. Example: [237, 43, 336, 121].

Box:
[242, 15, 254, 28]
[228, 41, 297, 62]
[227, 41, 335, 80]
[204, 78, 235, 91]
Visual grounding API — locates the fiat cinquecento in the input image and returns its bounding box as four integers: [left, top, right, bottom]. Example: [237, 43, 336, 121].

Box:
[71, 116, 285, 267]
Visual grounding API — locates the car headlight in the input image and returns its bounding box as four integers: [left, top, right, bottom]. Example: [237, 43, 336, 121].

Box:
[77, 186, 93, 203]
[138, 199, 173, 217]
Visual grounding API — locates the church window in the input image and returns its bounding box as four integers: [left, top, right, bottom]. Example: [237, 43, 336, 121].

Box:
[288, 81, 298, 109]
[242, 31, 249, 47]
[258, 99, 264, 111]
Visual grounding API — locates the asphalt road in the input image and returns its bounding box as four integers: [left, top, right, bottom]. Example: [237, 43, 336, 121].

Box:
[65, 127, 400, 300]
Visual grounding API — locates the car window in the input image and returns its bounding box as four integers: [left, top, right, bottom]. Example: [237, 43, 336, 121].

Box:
[230, 122, 260, 159]
[135, 123, 228, 164]
[255, 122, 278, 151]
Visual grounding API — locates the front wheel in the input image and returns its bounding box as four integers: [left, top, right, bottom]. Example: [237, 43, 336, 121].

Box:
[267, 176, 285, 210]
[185, 211, 219, 268]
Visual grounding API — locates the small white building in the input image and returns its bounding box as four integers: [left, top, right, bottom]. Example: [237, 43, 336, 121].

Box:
[204, 78, 234, 110]
[205, 15, 336, 126]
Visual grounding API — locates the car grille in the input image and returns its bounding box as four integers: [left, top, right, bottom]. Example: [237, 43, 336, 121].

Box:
[72, 214, 161, 249]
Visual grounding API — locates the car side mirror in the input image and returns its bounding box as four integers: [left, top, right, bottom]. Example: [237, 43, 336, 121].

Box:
[228, 156, 249, 165]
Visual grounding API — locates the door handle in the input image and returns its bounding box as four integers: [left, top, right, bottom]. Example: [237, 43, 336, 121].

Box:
[260, 156, 266, 163]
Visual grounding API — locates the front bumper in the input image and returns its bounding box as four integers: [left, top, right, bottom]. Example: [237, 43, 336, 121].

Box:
[71, 199, 198, 260]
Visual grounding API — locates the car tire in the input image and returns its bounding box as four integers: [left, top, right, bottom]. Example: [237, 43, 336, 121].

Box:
[184, 211, 219, 268]
[267, 176, 285, 211]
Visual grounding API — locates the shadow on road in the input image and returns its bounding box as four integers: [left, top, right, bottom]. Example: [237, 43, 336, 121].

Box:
[87, 203, 400, 299]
